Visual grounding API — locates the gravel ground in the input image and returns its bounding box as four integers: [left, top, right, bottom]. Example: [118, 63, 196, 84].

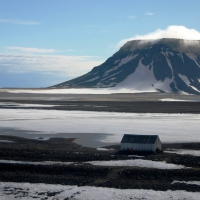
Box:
[0, 135, 199, 192]
[0, 92, 199, 192]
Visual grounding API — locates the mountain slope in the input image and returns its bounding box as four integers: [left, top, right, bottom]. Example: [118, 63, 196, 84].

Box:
[52, 38, 200, 94]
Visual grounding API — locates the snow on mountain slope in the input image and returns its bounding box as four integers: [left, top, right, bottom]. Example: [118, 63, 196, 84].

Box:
[52, 39, 200, 94]
[116, 58, 172, 92]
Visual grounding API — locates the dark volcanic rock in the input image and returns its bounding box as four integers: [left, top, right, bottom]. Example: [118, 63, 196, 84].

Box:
[52, 38, 200, 94]
[0, 136, 200, 192]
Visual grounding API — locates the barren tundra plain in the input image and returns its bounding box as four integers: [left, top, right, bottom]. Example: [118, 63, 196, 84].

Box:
[0, 89, 200, 199]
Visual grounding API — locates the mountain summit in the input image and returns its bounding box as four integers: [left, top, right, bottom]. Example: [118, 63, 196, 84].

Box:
[52, 38, 200, 94]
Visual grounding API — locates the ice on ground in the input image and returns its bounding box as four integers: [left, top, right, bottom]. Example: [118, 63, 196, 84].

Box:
[0, 160, 73, 166]
[172, 181, 200, 186]
[159, 98, 200, 102]
[0, 140, 14, 143]
[83, 105, 108, 107]
[0, 102, 59, 107]
[93, 105, 108, 107]
[165, 149, 200, 156]
[0, 109, 200, 144]
[86, 159, 185, 169]
[128, 155, 144, 158]
[0, 158, 185, 169]
[0, 88, 155, 94]
[96, 148, 115, 151]
[1, 86, 200, 95]
[0, 182, 199, 200]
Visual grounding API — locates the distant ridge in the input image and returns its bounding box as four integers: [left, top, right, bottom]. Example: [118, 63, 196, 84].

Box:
[52, 38, 200, 94]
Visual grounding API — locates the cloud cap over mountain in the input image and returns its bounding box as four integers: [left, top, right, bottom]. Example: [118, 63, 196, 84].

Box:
[118, 26, 200, 48]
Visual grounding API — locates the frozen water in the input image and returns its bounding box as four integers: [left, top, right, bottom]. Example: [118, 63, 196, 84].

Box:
[0, 109, 200, 144]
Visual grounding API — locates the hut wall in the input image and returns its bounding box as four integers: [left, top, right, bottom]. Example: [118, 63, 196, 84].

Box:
[120, 143, 156, 152]
[155, 138, 162, 150]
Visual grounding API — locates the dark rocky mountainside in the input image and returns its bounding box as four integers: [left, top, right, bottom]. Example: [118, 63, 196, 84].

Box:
[52, 38, 200, 94]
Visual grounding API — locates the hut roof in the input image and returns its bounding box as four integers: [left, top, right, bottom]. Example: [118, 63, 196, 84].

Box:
[121, 134, 159, 144]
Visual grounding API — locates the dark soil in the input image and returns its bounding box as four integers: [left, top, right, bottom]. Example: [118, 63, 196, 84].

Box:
[0, 135, 200, 192]
[1, 99, 200, 113]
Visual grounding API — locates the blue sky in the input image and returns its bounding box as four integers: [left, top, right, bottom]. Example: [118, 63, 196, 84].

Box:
[1, 0, 200, 88]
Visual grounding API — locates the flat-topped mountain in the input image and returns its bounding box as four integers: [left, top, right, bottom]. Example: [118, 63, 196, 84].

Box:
[52, 38, 200, 94]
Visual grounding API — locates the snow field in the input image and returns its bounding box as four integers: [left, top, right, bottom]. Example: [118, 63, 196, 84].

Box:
[0, 109, 200, 144]
[0, 182, 199, 200]
[87, 159, 185, 169]
[165, 149, 200, 157]
[0, 159, 186, 169]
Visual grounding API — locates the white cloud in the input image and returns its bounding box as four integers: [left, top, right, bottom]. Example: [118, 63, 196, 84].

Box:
[127, 15, 135, 19]
[117, 25, 200, 48]
[0, 53, 103, 78]
[0, 19, 40, 25]
[145, 12, 154, 16]
[6, 47, 56, 53]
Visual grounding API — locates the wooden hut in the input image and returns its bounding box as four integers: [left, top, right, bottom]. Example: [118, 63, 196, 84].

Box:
[120, 134, 162, 152]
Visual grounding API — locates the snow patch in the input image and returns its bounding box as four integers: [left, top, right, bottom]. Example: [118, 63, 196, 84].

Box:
[83, 76, 100, 83]
[178, 53, 184, 63]
[172, 180, 200, 186]
[159, 98, 199, 102]
[0, 140, 14, 143]
[109, 77, 116, 80]
[96, 148, 115, 151]
[117, 54, 138, 67]
[114, 59, 120, 64]
[165, 149, 200, 156]
[1, 182, 200, 200]
[115, 58, 172, 92]
[103, 54, 138, 76]
[101, 70, 123, 81]
[161, 52, 174, 77]
[167, 52, 174, 56]
[87, 159, 185, 169]
[186, 53, 200, 67]
[0, 159, 73, 166]
[0, 102, 58, 107]
[93, 105, 108, 108]
[190, 85, 200, 92]
[178, 74, 200, 92]
[178, 74, 190, 85]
